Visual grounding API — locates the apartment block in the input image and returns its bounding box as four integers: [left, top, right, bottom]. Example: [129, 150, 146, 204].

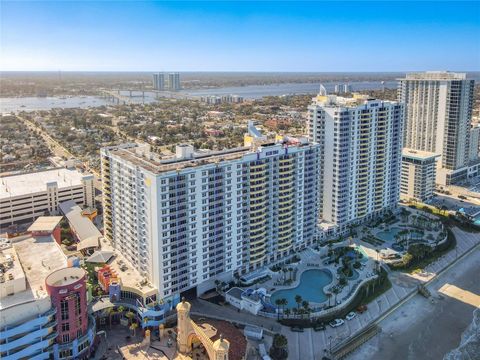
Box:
[101, 135, 320, 303]
[398, 71, 475, 185]
[0, 168, 95, 228]
[308, 92, 403, 232]
[168, 72, 181, 91]
[401, 148, 438, 202]
[152, 73, 165, 91]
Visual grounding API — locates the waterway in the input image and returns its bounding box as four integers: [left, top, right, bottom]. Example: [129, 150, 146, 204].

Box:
[0, 80, 397, 113]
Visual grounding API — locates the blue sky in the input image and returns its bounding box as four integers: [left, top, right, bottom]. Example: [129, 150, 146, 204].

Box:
[1, 1, 479, 71]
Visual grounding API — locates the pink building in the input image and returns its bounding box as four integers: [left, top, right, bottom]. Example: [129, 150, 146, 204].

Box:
[46, 267, 92, 359]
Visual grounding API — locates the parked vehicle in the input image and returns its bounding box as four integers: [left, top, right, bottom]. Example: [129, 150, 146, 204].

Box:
[313, 323, 326, 331]
[291, 326, 304, 332]
[329, 319, 345, 328]
[345, 312, 356, 320]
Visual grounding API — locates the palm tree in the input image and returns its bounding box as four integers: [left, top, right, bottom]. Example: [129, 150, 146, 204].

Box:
[302, 301, 309, 319]
[275, 299, 283, 320]
[332, 288, 340, 305]
[294, 295, 302, 311]
[130, 322, 139, 337]
[281, 299, 288, 315]
[117, 305, 125, 316]
[284, 308, 291, 318]
[326, 293, 332, 307]
[107, 307, 116, 329]
[125, 310, 135, 325]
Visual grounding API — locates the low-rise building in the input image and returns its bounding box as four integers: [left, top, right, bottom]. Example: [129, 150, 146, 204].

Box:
[401, 149, 438, 202]
[0, 219, 95, 360]
[59, 200, 101, 254]
[225, 287, 265, 315]
[0, 168, 95, 228]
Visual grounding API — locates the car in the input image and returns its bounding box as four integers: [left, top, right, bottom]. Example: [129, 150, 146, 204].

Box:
[291, 326, 304, 332]
[345, 312, 356, 320]
[313, 323, 326, 331]
[329, 319, 345, 328]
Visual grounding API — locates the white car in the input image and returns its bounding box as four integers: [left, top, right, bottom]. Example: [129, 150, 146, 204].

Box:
[329, 319, 345, 328]
[345, 312, 356, 320]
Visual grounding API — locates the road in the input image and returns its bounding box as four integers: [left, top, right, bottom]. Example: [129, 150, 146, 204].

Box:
[16, 114, 103, 192]
[349, 246, 480, 360]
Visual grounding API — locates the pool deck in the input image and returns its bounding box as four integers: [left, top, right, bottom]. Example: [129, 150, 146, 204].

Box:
[261, 246, 377, 311]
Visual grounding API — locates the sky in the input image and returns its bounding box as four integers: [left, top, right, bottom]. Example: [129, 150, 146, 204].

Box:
[1, 1, 479, 72]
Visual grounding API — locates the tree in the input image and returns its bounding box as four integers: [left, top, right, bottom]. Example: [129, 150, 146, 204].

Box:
[125, 311, 135, 325]
[270, 334, 288, 360]
[107, 307, 116, 329]
[277, 298, 288, 318]
[302, 301, 310, 319]
[130, 322, 138, 337]
[284, 308, 291, 318]
[275, 299, 283, 320]
[326, 293, 332, 307]
[294, 295, 302, 311]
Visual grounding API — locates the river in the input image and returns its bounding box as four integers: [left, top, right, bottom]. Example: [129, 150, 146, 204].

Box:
[0, 80, 397, 113]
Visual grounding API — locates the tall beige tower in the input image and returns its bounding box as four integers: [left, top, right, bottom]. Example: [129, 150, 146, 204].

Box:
[176, 299, 192, 354]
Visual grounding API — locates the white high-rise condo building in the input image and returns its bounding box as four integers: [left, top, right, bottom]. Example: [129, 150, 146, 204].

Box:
[168, 73, 181, 91]
[308, 92, 403, 233]
[101, 132, 319, 303]
[152, 73, 165, 91]
[398, 71, 475, 185]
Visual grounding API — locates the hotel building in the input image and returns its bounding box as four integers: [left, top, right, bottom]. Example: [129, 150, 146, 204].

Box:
[101, 132, 320, 304]
[398, 71, 475, 185]
[308, 92, 403, 233]
[401, 149, 438, 202]
[0, 168, 95, 228]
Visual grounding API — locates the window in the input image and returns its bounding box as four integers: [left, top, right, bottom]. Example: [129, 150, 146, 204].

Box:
[61, 300, 69, 320]
[62, 333, 70, 343]
[62, 323, 70, 332]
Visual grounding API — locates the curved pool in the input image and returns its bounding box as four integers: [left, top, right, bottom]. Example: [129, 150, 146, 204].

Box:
[376, 227, 422, 242]
[270, 269, 333, 308]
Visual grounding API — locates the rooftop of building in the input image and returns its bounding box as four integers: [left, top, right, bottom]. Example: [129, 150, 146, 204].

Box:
[59, 200, 101, 249]
[99, 237, 156, 297]
[0, 234, 67, 310]
[104, 133, 312, 175]
[45, 267, 86, 288]
[27, 216, 63, 233]
[400, 71, 467, 81]
[310, 93, 400, 108]
[0, 167, 91, 199]
[402, 148, 439, 161]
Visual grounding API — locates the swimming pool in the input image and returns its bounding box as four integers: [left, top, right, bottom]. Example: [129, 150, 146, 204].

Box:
[270, 269, 332, 308]
[376, 227, 422, 242]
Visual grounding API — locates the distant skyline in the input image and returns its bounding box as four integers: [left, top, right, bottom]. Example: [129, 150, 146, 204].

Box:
[1, 1, 479, 72]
